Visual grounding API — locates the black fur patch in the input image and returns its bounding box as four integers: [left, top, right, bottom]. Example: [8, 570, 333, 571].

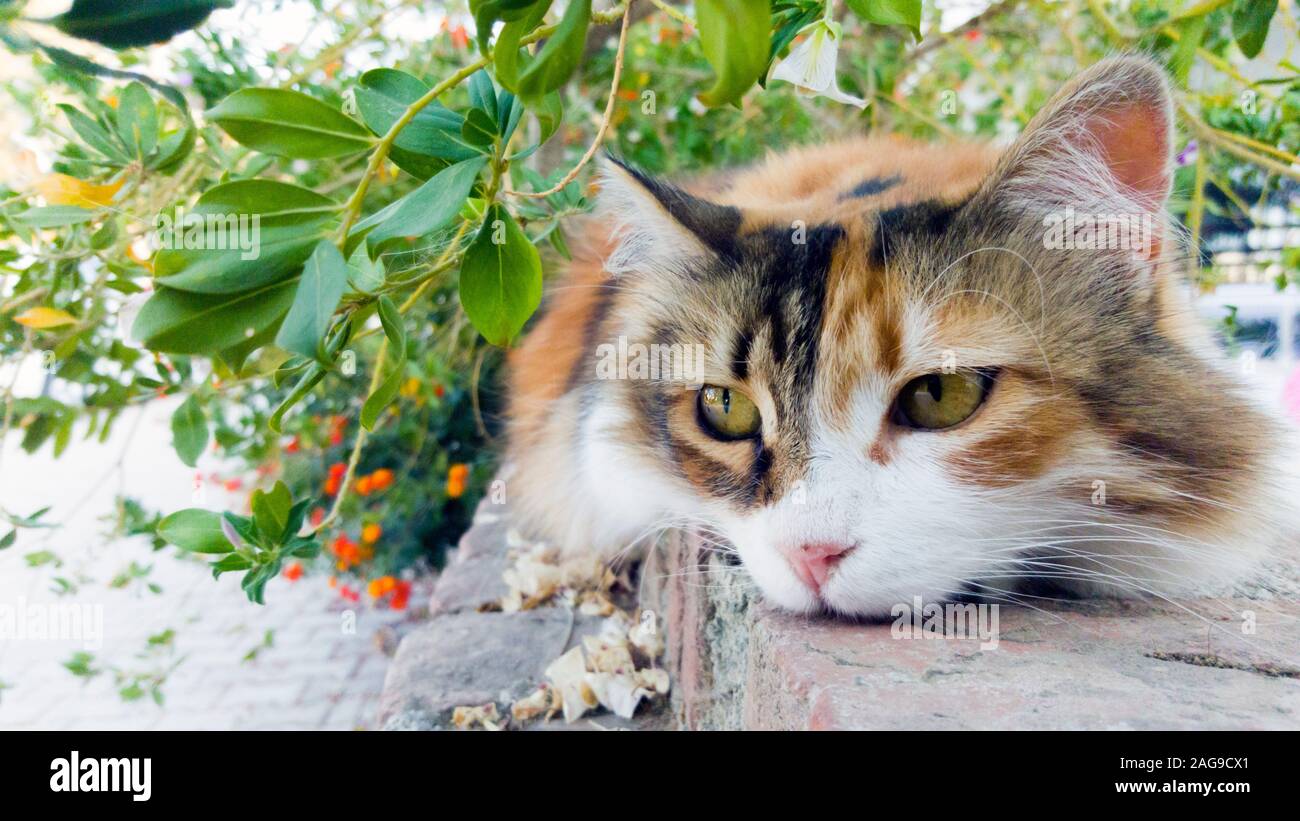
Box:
[870, 199, 964, 266]
[841, 174, 902, 200]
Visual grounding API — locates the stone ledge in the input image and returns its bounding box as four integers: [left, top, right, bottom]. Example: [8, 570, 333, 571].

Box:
[377, 501, 670, 730]
[379, 503, 1299, 730]
[663, 531, 1300, 730]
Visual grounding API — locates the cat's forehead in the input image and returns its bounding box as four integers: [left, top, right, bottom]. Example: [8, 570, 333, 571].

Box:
[706, 136, 1000, 228]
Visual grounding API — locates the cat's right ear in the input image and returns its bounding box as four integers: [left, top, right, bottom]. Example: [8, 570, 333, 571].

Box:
[595, 156, 741, 278]
[975, 55, 1174, 223]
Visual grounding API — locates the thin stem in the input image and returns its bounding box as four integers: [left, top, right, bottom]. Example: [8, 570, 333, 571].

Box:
[1187, 145, 1207, 283]
[1178, 99, 1300, 182]
[510, 0, 635, 199]
[647, 0, 693, 27]
[335, 3, 630, 240]
[309, 217, 474, 536]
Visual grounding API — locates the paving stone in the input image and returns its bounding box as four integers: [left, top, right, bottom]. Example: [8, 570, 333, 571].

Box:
[378, 608, 576, 729]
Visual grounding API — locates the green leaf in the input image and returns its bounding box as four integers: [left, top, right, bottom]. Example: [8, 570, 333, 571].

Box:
[0, 530, 15, 550]
[154, 180, 338, 294]
[43, 47, 189, 113]
[210, 554, 252, 577]
[848, 0, 922, 40]
[269, 363, 326, 433]
[11, 206, 95, 228]
[116, 81, 158, 160]
[1171, 15, 1210, 84]
[360, 355, 405, 431]
[460, 107, 498, 148]
[132, 278, 298, 355]
[467, 70, 500, 123]
[364, 156, 486, 254]
[516, 0, 590, 102]
[275, 240, 348, 360]
[471, 0, 549, 53]
[376, 293, 407, 354]
[240, 562, 276, 604]
[52, 0, 233, 49]
[157, 508, 233, 553]
[206, 88, 374, 158]
[494, 1, 553, 93]
[251, 481, 292, 544]
[696, 0, 773, 107]
[59, 103, 129, 161]
[169, 394, 207, 467]
[152, 122, 195, 173]
[360, 296, 407, 430]
[1232, 0, 1277, 59]
[353, 69, 480, 175]
[510, 92, 562, 160]
[458, 205, 542, 346]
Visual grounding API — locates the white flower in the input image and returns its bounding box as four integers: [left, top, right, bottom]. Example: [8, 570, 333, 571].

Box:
[768, 20, 868, 109]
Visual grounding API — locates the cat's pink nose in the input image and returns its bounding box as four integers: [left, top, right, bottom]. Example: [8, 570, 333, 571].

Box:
[781, 541, 853, 593]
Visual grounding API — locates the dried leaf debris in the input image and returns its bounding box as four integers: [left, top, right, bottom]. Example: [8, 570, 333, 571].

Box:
[452, 529, 670, 729]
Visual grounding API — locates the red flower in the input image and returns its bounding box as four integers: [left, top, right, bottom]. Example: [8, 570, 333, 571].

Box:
[283, 562, 303, 581]
[390, 580, 413, 610]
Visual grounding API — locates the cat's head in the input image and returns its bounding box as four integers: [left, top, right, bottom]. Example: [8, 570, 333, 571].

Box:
[584, 56, 1287, 617]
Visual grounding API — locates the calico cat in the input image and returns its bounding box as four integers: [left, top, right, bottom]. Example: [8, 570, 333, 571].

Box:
[504, 56, 1297, 617]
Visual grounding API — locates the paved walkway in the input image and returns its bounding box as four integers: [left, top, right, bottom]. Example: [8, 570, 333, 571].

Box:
[0, 391, 413, 730]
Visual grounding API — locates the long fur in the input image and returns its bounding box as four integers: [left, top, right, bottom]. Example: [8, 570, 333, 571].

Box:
[503, 56, 1299, 619]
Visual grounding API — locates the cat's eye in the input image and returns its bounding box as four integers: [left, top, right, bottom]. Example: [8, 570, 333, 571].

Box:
[894, 370, 994, 431]
[698, 386, 761, 440]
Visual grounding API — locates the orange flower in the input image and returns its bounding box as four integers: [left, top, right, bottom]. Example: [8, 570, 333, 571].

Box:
[284, 436, 300, 454]
[324, 476, 340, 496]
[450, 24, 469, 49]
[355, 475, 374, 496]
[328, 462, 346, 478]
[370, 468, 394, 491]
[368, 575, 397, 598]
[361, 523, 382, 543]
[283, 562, 303, 581]
[330, 534, 361, 569]
[446, 463, 469, 498]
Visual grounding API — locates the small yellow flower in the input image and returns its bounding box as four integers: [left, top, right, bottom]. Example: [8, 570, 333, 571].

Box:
[34, 174, 123, 208]
[14, 307, 77, 329]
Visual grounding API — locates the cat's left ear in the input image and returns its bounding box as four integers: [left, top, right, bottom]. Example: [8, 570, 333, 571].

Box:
[976, 55, 1173, 257]
[594, 156, 741, 277]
